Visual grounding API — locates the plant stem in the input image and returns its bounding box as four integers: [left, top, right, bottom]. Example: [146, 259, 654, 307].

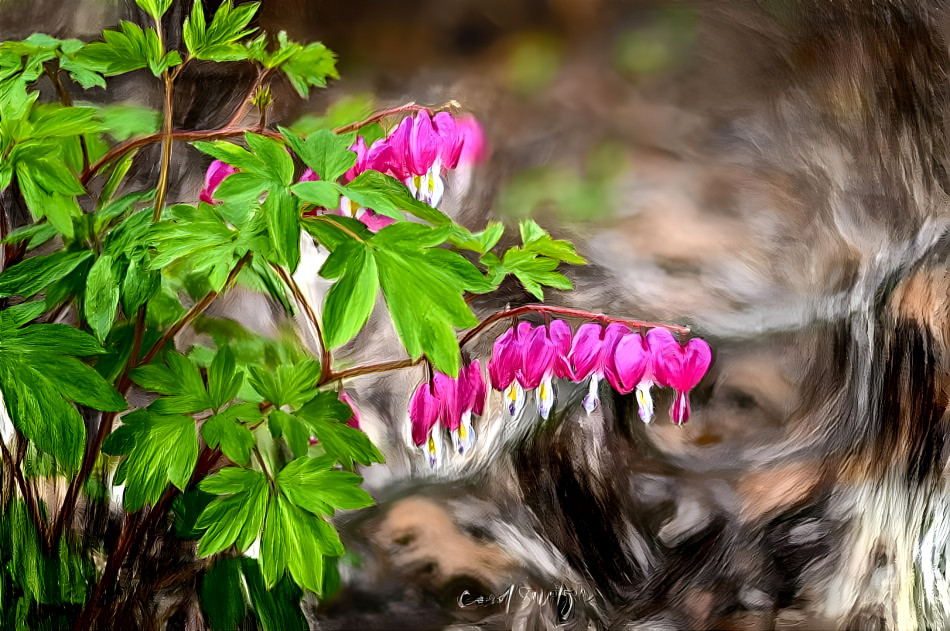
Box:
[323, 357, 421, 384]
[153, 70, 175, 222]
[458, 304, 691, 348]
[271, 263, 330, 381]
[332, 102, 424, 134]
[140, 251, 251, 366]
[0, 439, 45, 540]
[76, 447, 222, 629]
[79, 101, 421, 187]
[50, 253, 252, 547]
[224, 66, 272, 129]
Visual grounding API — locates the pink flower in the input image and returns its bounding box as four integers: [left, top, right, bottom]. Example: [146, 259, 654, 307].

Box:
[339, 390, 361, 429]
[548, 319, 573, 381]
[650, 329, 712, 425]
[299, 168, 320, 183]
[433, 112, 463, 170]
[566, 322, 609, 414]
[199, 160, 239, 204]
[409, 382, 442, 467]
[457, 114, 487, 167]
[409, 361, 487, 465]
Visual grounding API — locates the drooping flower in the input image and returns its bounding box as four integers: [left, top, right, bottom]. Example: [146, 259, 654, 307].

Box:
[488, 324, 526, 416]
[339, 390, 361, 429]
[517, 323, 558, 419]
[409, 382, 442, 467]
[548, 319, 574, 381]
[649, 329, 712, 425]
[200, 160, 239, 204]
[457, 114, 487, 167]
[434, 361, 486, 455]
[433, 111, 463, 170]
[566, 322, 609, 414]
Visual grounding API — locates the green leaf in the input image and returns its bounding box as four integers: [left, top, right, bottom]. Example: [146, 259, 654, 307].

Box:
[149, 203, 241, 290]
[29, 105, 104, 139]
[77, 21, 175, 77]
[269, 409, 309, 458]
[93, 102, 161, 141]
[193, 139, 267, 175]
[245, 132, 293, 186]
[201, 412, 255, 466]
[102, 409, 199, 511]
[84, 254, 120, 341]
[0, 360, 85, 472]
[2, 221, 57, 250]
[242, 559, 308, 631]
[186, 0, 259, 62]
[16, 165, 80, 237]
[200, 558, 247, 631]
[280, 128, 355, 182]
[264, 188, 300, 272]
[208, 346, 243, 410]
[290, 179, 340, 208]
[320, 241, 378, 348]
[296, 391, 383, 468]
[277, 39, 338, 98]
[135, 0, 174, 20]
[260, 492, 341, 593]
[339, 170, 449, 225]
[195, 467, 268, 556]
[121, 252, 160, 315]
[277, 456, 374, 514]
[131, 351, 212, 414]
[41, 355, 128, 412]
[0, 250, 92, 298]
[519, 219, 586, 265]
[246, 359, 320, 409]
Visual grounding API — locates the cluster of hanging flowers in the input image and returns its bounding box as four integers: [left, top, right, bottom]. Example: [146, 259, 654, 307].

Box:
[408, 361, 486, 467]
[408, 317, 712, 467]
[199, 109, 486, 231]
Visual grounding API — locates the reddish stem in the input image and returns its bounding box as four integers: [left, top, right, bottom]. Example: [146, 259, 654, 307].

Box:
[458, 304, 691, 348]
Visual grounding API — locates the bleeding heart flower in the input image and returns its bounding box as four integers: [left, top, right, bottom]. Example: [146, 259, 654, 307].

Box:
[564, 322, 610, 414]
[200, 160, 239, 204]
[548, 319, 573, 381]
[517, 323, 559, 419]
[339, 390, 361, 429]
[433, 111, 463, 170]
[457, 114, 487, 167]
[409, 382, 442, 467]
[650, 328, 712, 425]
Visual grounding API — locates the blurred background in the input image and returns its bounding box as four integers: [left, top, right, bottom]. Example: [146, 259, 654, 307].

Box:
[2, 1, 929, 629]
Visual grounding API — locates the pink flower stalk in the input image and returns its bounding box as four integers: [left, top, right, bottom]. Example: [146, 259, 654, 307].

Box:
[200, 160, 239, 204]
[649, 329, 712, 425]
[339, 390, 361, 429]
[409, 382, 442, 467]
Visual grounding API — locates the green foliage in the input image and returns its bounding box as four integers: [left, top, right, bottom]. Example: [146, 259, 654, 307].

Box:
[79, 21, 182, 77]
[102, 409, 199, 511]
[481, 219, 586, 300]
[246, 31, 338, 97]
[185, 0, 259, 62]
[0, 304, 126, 472]
[0, 1, 591, 625]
